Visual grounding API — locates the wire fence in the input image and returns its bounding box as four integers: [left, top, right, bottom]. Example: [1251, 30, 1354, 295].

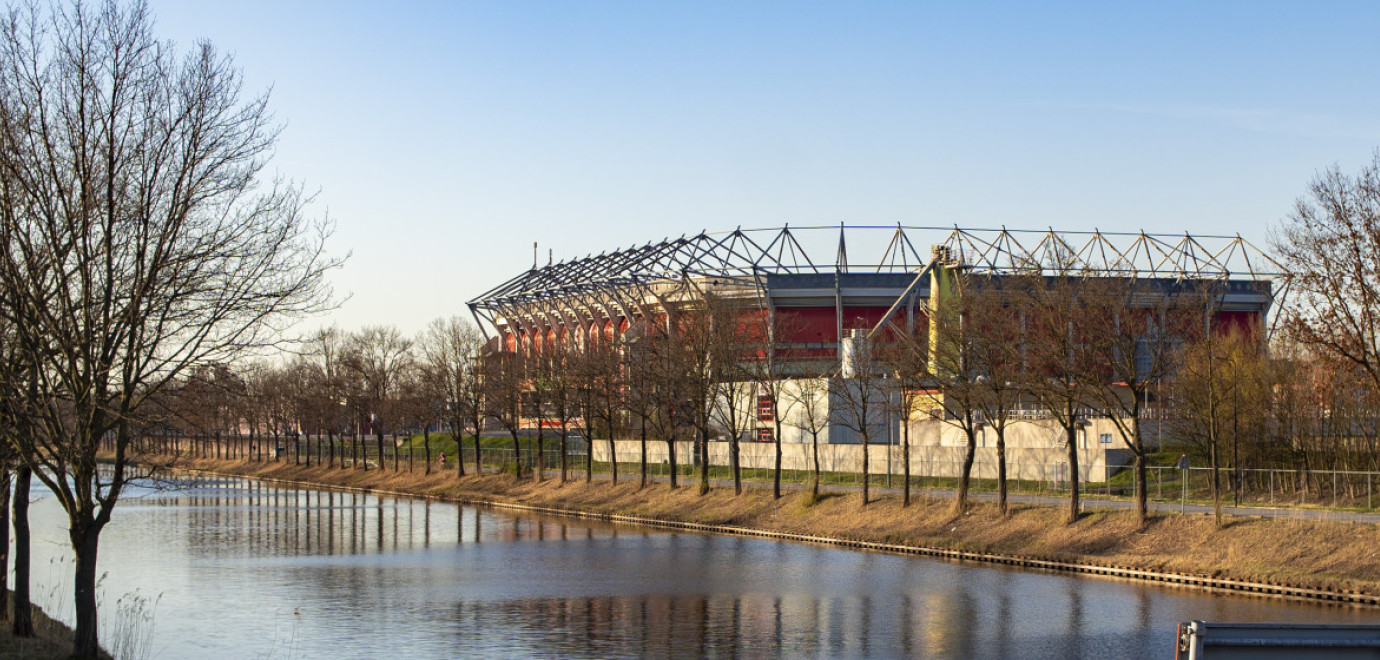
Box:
[1147, 465, 1380, 511]
[132, 434, 1380, 512]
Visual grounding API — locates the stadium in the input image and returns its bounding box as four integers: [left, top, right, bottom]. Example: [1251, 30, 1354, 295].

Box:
[467, 225, 1283, 481]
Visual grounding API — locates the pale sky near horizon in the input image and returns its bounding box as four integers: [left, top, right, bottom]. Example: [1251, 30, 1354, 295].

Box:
[147, 1, 1380, 338]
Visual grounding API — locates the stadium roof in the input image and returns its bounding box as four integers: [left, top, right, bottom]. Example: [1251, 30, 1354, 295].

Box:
[469, 225, 1286, 324]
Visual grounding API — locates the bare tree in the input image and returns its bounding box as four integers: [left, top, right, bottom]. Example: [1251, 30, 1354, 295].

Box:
[680, 299, 724, 496]
[449, 324, 488, 478]
[541, 342, 580, 483]
[1023, 274, 1099, 523]
[1080, 278, 1203, 523]
[1169, 327, 1271, 526]
[0, 321, 33, 635]
[1273, 151, 1380, 394]
[639, 322, 688, 489]
[743, 307, 802, 499]
[0, 3, 338, 653]
[239, 362, 272, 462]
[569, 341, 601, 484]
[706, 300, 760, 496]
[922, 279, 986, 515]
[307, 327, 349, 469]
[483, 349, 527, 477]
[880, 328, 926, 507]
[343, 327, 414, 471]
[965, 278, 1029, 517]
[526, 345, 553, 482]
[783, 370, 831, 501]
[624, 332, 659, 488]
[586, 338, 624, 484]
[418, 317, 486, 477]
[830, 329, 889, 507]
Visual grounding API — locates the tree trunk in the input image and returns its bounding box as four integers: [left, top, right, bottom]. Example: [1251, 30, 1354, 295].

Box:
[608, 429, 617, 485]
[812, 431, 821, 501]
[450, 419, 465, 477]
[535, 423, 545, 482]
[667, 433, 678, 489]
[698, 424, 710, 496]
[773, 418, 784, 500]
[12, 466, 33, 637]
[423, 427, 432, 475]
[609, 416, 621, 486]
[730, 432, 741, 495]
[558, 422, 567, 482]
[956, 426, 977, 514]
[473, 423, 483, 477]
[996, 428, 1008, 517]
[861, 431, 870, 507]
[1212, 441, 1222, 527]
[902, 416, 911, 507]
[376, 430, 385, 472]
[511, 431, 523, 478]
[639, 424, 648, 489]
[1133, 415, 1147, 524]
[584, 427, 592, 483]
[327, 430, 336, 469]
[0, 469, 10, 621]
[70, 523, 104, 659]
[1066, 425, 1081, 523]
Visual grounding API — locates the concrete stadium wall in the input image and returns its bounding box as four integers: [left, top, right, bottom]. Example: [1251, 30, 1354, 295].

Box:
[591, 432, 1132, 482]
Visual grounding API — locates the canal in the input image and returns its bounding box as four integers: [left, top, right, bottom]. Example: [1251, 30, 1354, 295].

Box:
[23, 476, 1380, 658]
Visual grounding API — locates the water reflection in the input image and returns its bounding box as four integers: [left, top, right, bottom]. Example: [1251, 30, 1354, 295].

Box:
[23, 476, 1380, 659]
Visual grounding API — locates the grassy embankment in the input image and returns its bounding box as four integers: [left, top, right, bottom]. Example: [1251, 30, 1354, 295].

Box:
[179, 454, 1380, 601]
[394, 433, 1358, 508]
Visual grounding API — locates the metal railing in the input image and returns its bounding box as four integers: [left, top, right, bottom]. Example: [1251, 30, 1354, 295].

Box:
[130, 434, 1380, 513]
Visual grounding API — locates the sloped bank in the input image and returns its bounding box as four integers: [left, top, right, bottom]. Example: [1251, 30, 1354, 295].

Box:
[179, 458, 1380, 608]
[0, 605, 114, 660]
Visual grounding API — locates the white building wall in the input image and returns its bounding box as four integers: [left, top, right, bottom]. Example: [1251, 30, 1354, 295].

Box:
[612, 377, 1135, 482]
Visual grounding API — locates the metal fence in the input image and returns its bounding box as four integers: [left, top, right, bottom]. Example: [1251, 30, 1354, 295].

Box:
[138, 434, 1380, 513]
[1148, 465, 1380, 511]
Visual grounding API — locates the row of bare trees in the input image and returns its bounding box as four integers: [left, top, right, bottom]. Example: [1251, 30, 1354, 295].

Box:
[147, 320, 488, 477]
[169, 275, 1211, 530]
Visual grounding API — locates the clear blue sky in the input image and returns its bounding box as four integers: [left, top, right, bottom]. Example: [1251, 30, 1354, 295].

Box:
[149, 1, 1380, 336]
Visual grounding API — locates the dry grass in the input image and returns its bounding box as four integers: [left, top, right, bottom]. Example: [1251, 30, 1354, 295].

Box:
[0, 605, 112, 660]
[179, 457, 1380, 597]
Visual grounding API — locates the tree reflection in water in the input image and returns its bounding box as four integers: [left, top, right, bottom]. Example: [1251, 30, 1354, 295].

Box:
[24, 476, 1380, 659]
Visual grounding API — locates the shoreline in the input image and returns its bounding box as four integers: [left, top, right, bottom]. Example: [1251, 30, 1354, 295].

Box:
[0, 604, 113, 660]
[174, 457, 1380, 609]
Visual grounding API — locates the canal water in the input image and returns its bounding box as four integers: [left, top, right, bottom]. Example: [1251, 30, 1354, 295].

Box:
[22, 476, 1380, 658]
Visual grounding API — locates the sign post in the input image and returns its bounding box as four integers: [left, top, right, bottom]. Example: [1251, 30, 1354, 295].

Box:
[1177, 454, 1190, 514]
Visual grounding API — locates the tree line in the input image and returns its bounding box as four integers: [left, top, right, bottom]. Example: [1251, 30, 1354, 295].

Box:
[0, 1, 1378, 657]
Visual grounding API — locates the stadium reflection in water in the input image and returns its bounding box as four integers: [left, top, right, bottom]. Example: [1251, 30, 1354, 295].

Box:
[27, 476, 1380, 659]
